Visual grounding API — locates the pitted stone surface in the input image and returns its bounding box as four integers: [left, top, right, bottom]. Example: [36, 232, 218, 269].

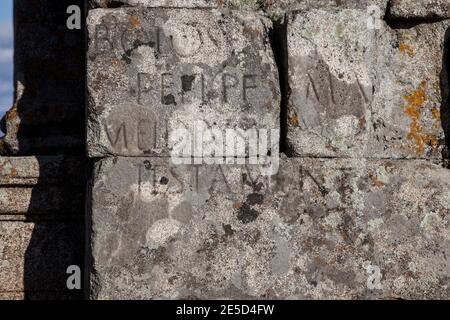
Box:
[390, 0, 450, 19]
[87, 8, 280, 157]
[0, 156, 84, 186]
[371, 20, 450, 159]
[0, 157, 85, 217]
[89, 157, 450, 299]
[287, 9, 377, 158]
[287, 9, 450, 159]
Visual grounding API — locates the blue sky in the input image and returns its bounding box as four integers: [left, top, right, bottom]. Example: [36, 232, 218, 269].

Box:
[0, 0, 13, 118]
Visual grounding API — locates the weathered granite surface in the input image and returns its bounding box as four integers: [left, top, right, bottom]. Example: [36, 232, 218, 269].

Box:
[287, 9, 450, 159]
[372, 19, 450, 158]
[88, 157, 450, 299]
[0, 156, 86, 299]
[87, 8, 280, 157]
[0, 221, 83, 294]
[2, 0, 448, 302]
[390, 0, 450, 19]
[287, 9, 376, 158]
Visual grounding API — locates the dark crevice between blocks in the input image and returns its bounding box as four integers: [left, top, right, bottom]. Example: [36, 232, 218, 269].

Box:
[269, 15, 292, 157]
[440, 25, 450, 168]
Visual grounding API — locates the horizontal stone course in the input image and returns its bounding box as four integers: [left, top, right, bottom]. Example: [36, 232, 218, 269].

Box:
[89, 156, 450, 299]
[0, 156, 85, 186]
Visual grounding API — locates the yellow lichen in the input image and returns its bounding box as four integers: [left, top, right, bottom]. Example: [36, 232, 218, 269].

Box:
[402, 82, 439, 155]
[128, 16, 141, 28]
[289, 113, 299, 126]
[399, 43, 414, 58]
[431, 108, 441, 121]
[234, 202, 243, 209]
[369, 173, 385, 187]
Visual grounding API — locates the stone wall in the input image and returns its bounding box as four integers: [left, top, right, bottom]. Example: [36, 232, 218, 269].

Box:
[86, 0, 450, 299]
[1, 0, 450, 299]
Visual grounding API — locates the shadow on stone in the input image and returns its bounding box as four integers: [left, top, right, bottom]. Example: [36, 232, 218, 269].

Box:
[440, 25, 450, 165]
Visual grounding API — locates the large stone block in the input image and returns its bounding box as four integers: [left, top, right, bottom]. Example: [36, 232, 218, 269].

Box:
[87, 8, 280, 157]
[389, 0, 450, 19]
[287, 9, 449, 159]
[371, 20, 450, 159]
[88, 156, 450, 299]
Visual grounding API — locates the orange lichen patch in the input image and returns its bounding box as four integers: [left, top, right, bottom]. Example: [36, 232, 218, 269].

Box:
[359, 117, 366, 130]
[431, 108, 441, 121]
[234, 202, 243, 209]
[10, 167, 18, 177]
[432, 108, 441, 129]
[243, 26, 262, 39]
[289, 114, 299, 126]
[402, 82, 440, 155]
[399, 43, 414, 58]
[369, 173, 384, 187]
[111, 58, 121, 67]
[128, 16, 141, 28]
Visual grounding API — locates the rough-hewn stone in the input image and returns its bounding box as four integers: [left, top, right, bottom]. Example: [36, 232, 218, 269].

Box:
[287, 9, 450, 159]
[390, 0, 450, 19]
[371, 20, 450, 159]
[88, 156, 450, 299]
[87, 8, 280, 157]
